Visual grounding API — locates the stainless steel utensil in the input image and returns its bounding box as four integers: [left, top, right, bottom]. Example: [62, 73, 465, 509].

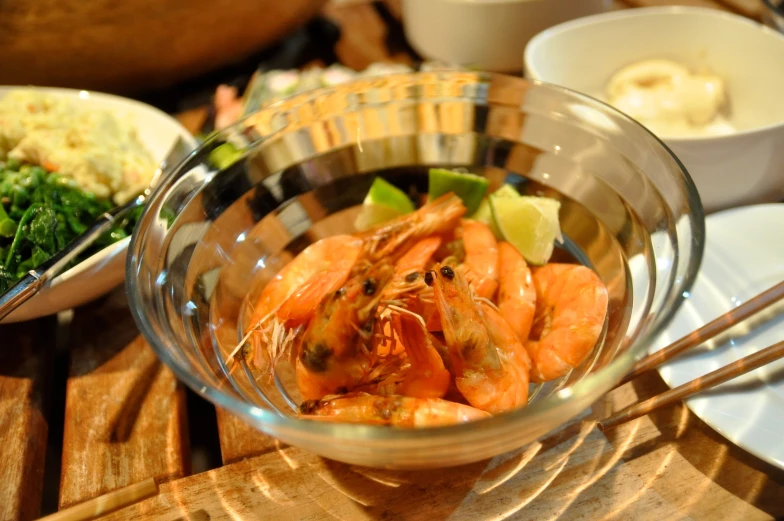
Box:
[0, 136, 191, 321]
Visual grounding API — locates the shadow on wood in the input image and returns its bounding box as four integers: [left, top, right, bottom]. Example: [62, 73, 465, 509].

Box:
[67, 286, 142, 378]
[107, 355, 164, 443]
[59, 286, 191, 509]
[602, 371, 784, 520]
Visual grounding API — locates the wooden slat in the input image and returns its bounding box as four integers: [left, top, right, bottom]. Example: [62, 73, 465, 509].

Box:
[0, 318, 56, 521]
[58, 286, 191, 509]
[102, 371, 784, 521]
[214, 408, 281, 465]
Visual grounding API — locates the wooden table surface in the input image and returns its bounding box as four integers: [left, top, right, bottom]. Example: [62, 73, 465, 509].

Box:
[2, 1, 783, 520]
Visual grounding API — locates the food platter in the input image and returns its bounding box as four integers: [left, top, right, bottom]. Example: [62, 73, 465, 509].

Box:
[0, 86, 197, 323]
[651, 203, 784, 470]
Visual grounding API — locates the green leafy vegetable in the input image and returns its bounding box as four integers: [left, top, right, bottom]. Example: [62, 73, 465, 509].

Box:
[0, 202, 17, 238]
[0, 161, 141, 293]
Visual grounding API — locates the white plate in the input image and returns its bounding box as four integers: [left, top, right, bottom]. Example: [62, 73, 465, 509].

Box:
[651, 203, 784, 469]
[0, 86, 198, 323]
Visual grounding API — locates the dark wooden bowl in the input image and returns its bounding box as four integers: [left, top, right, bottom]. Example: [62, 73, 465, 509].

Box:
[0, 0, 328, 93]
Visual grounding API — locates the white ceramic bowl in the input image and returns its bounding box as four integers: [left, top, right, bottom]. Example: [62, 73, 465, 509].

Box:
[402, 0, 609, 72]
[524, 6, 784, 213]
[0, 86, 197, 323]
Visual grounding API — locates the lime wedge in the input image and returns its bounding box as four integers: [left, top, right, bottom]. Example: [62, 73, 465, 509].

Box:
[364, 177, 415, 213]
[354, 204, 406, 232]
[428, 168, 489, 215]
[354, 177, 414, 231]
[472, 184, 520, 237]
[490, 194, 563, 265]
[209, 142, 243, 169]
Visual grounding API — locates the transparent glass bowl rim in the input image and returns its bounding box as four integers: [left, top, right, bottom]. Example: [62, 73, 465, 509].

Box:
[126, 71, 705, 441]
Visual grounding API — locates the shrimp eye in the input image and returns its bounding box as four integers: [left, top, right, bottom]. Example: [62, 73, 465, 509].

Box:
[424, 271, 434, 286]
[405, 272, 419, 283]
[440, 266, 455, 280]
[299, 399, 319, 414]
[363, 278, 378, 296]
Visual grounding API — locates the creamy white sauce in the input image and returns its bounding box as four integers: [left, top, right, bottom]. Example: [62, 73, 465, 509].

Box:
[605, 59, 736, 138]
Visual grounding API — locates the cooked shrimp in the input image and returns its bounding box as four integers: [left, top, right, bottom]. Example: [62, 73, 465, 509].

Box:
[392, 310, 450, 399]
[296, 261, 395, 400]
[351, 299, 449, 399]
[460, 219, 499, 300]
[428, 331, 463, 402]
[249, 235, 362, 329]
[380, 235, 442, 302]
[432, 228, 465, 263]
[299, 392, 490, 427]
[396, 235, 442, 274]
[372, 313, 404, 358]
[478, 301, 532, 409]
[277, 268, 357, 328]
[525, 263, 608, 383]
[497, 241, 536, 343]
[424, 304, 443, 332]
[427, 261, 531, 414]
[358, 193, 466, 263]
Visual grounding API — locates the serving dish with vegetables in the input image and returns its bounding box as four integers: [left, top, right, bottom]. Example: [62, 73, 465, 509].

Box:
[0, 86, 196, 323]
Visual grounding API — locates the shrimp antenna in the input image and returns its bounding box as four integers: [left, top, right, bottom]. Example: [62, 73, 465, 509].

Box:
[385, 304, 427, 330]
[225, 301, 285, 368]
[475, 296, 500, 312]
[224, 327, 256, 367]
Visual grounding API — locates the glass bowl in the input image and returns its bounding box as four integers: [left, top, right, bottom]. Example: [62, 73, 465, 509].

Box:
[126, 71, 705, 469]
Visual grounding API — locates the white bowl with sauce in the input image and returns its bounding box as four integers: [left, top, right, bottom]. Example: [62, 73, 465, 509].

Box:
[524, 6, 784, 213]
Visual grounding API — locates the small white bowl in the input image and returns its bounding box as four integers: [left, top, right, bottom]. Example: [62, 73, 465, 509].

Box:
[402, 0, 609, 72]
[524, 7, 784, 213]
[0, 86, 197, 323]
